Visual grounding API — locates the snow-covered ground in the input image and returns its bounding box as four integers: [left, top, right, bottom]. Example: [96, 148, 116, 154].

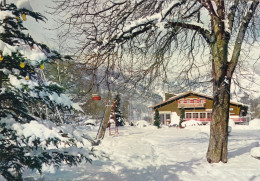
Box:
[7, 123, 260, 181]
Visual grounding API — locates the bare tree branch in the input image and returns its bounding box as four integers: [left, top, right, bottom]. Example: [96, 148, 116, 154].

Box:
[227, 0, 239, 33]
[228, 0, 259, 77]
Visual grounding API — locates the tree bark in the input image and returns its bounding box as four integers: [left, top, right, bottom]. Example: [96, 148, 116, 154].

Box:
[207, 77, 230, 163]
[206, 39, 231, 163]
[0, 71, 2, 109]
[0, 61, 2, 109]
[205, 0, 259, 163]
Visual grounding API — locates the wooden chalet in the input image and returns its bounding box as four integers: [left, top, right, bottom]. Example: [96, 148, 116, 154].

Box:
[150, 91, 249, 125]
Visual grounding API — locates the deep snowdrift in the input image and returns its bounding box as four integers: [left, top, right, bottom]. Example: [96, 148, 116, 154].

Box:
[7, 121, 260, 181]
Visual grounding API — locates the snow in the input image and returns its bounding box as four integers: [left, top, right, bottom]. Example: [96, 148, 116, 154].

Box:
[250, 146, 260, 158]
[117, 0, 209, 43]
[0, 40, 17, 56]
[0, 4, 47, 65]
[135, 120, 149, 128]
[122, 0, 182, 33]
[9, 74, 23, 89]
[0, 39, 47, 66]
[181, 120, 203, 127]
[17, 123, 260, 181]
[1, 117, 68, 149]
[211, 1, 218, 16]
[224, 76, 229, 84]
[249, 118, 260, 127]
[0, 11, 15, 20]
[223, 19, 231, 33]
[7, 74, 83, 111]
[169, 112, 180, 126]
[14, 120, 65, 146]
[17, 0, 33, 11]
[229, 118, 236, 127]
[249, 119, 260, 158]
[84, 118, 97, 126]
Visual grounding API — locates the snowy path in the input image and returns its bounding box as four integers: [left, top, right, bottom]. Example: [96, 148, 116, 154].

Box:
[21, 125, 260, 181]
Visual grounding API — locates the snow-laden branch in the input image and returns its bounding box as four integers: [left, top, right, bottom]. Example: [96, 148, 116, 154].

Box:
[100, 0, 213, 49]
[121, 0, 185, 34]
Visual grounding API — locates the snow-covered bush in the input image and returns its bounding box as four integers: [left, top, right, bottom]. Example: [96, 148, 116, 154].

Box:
[0, 2, 94, 180]
[249, 119, 260, 127]
[251, 145, 260, 159]
[136, 120, 149, 128]
[181, 120, 203, 127]
[229, 119, 236, 127]
[84, 118, 97, 126]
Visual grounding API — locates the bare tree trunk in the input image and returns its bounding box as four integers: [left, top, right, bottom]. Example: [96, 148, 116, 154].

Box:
[207, 40, 231, 163]
[0, 71, 2, 109]
[207, 79, 230, 163]
[0, 59, 2, 109]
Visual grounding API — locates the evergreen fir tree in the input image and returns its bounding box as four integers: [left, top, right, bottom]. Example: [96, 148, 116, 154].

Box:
[179, 108, 185, 128]
[154, 109, 160, 128]
[114, 94, 125, 126]
[0, 2, 93, 180]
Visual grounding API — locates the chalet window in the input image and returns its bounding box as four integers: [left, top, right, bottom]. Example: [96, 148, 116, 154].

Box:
[200, 113, 206, 118]
[193, 113, 198, 118]
[207, 113, 212, 118]
[240, 110, 246, 117]
[159, 114, 164, 122]
[186, 113, 192, 118]
[166, 114, 171, 120]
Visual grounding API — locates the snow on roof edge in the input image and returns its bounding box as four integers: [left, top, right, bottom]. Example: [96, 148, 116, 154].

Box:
[150, 91, 248, 109]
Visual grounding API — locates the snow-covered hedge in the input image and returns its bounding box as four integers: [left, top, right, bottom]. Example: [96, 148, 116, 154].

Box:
[249, 119, 260, 127]
[181, 120, 203, 127]
[136, 120, 149, 128]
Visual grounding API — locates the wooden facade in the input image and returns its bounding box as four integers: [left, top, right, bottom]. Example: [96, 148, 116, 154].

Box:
[151, 91, 248, 125]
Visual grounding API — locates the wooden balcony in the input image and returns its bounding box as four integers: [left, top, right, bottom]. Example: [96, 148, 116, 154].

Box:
[178, 103, 205, 108]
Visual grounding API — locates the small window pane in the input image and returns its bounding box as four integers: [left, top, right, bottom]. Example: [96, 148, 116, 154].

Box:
[207, 113, 212, 118]
[186, 113, 192, 118]
[200, 113, 206, 118]
[193, 113, 198, 118]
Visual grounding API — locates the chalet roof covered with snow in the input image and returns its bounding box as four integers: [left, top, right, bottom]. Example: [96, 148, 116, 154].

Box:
[150, 91, 247, 109]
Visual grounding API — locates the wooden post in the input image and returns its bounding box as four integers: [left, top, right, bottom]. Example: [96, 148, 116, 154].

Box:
[97, 105, 112, 140]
